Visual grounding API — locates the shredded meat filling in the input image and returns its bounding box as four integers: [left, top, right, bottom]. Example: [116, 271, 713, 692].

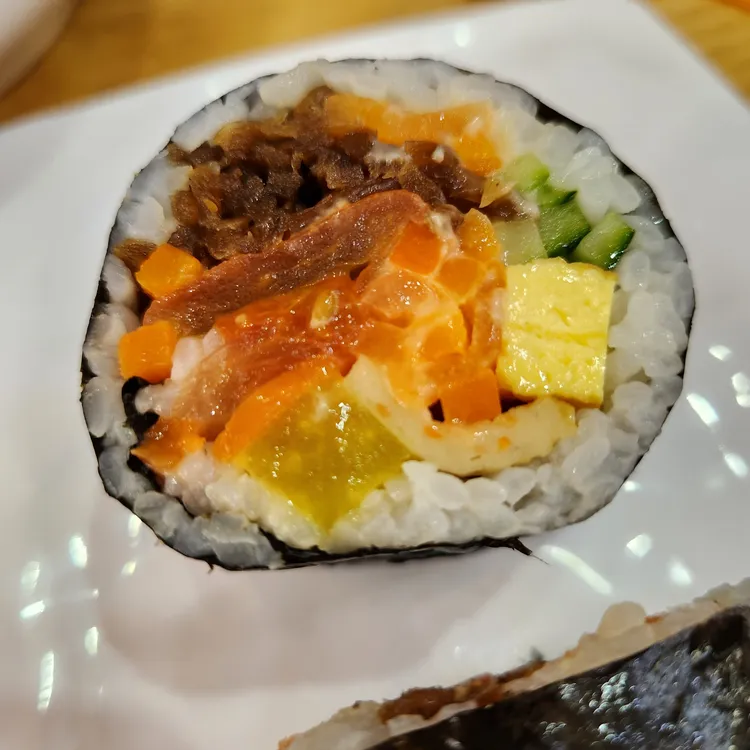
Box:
[147, 86, 520, 265]
[378, 659, 548, 723]
[143, 190, 429, 336]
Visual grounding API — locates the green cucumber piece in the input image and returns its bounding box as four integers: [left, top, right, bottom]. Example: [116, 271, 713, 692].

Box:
[535, 183, 576, 208]
[494, 219, 546, 265]
[570, 212, 635, 269]
[502, 154, 550, 193]
[539, 202, 591, 257]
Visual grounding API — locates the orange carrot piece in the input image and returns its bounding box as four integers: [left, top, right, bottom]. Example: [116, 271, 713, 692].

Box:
[457, 209, 502, 262]
[437, 256, 483, 298]
[360, 270, 437, 326]
[324, 95, 501, 175]
[131, 418, 205, 473]
[418, 315, 467, 361]
[118, 321, 179, 383]
[135, 243, 204, 298]
[465, 296, 503, 367]
[441, 367, 501, 424]
[427, 352, 473, 397]
[389, 222, 443, 275]
[213, 359, 338, 462]
[483, 258, 507, 289]
[449, 131, 502, 176]
[324, 94, 387, 136]
[356, 320, 406, 362]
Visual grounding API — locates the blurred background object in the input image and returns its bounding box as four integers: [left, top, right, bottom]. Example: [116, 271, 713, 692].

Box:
[0, 0, 77, 98]
[0, 0, 748, 125]
[719, 0, 750, 10]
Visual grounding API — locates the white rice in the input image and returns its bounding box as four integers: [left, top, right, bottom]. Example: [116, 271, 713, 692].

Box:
[83, 60, 693, 563]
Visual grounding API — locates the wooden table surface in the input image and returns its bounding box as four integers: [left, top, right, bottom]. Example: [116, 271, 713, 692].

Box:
[1, 0, 748, 124]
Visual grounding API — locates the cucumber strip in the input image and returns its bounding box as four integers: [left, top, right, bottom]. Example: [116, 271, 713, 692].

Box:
[494, 219, 547, 265]
[535, 183, 576, 208]
[570, 212, 635, 269]
[539, 202, 591, 257]
[502, 154, 550, 193]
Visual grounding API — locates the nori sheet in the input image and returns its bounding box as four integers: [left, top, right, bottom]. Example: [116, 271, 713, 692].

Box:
[371, 607, 750, 749]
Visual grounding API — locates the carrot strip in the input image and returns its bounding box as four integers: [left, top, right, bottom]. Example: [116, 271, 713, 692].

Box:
[440, 366, 502, 424]
[213, 359, 339, 462]
[457, 209, 502, 263]
[324, 95, 502, 175]
[118, 321, 178, 383]
[135, 243, 204, 298]
[437, 256, 483, 298]
[389, 222, 443, 275]
[132, 418, 205, 472]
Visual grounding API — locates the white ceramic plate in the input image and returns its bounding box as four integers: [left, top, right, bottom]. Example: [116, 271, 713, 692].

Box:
[2, 0, 750, 747]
